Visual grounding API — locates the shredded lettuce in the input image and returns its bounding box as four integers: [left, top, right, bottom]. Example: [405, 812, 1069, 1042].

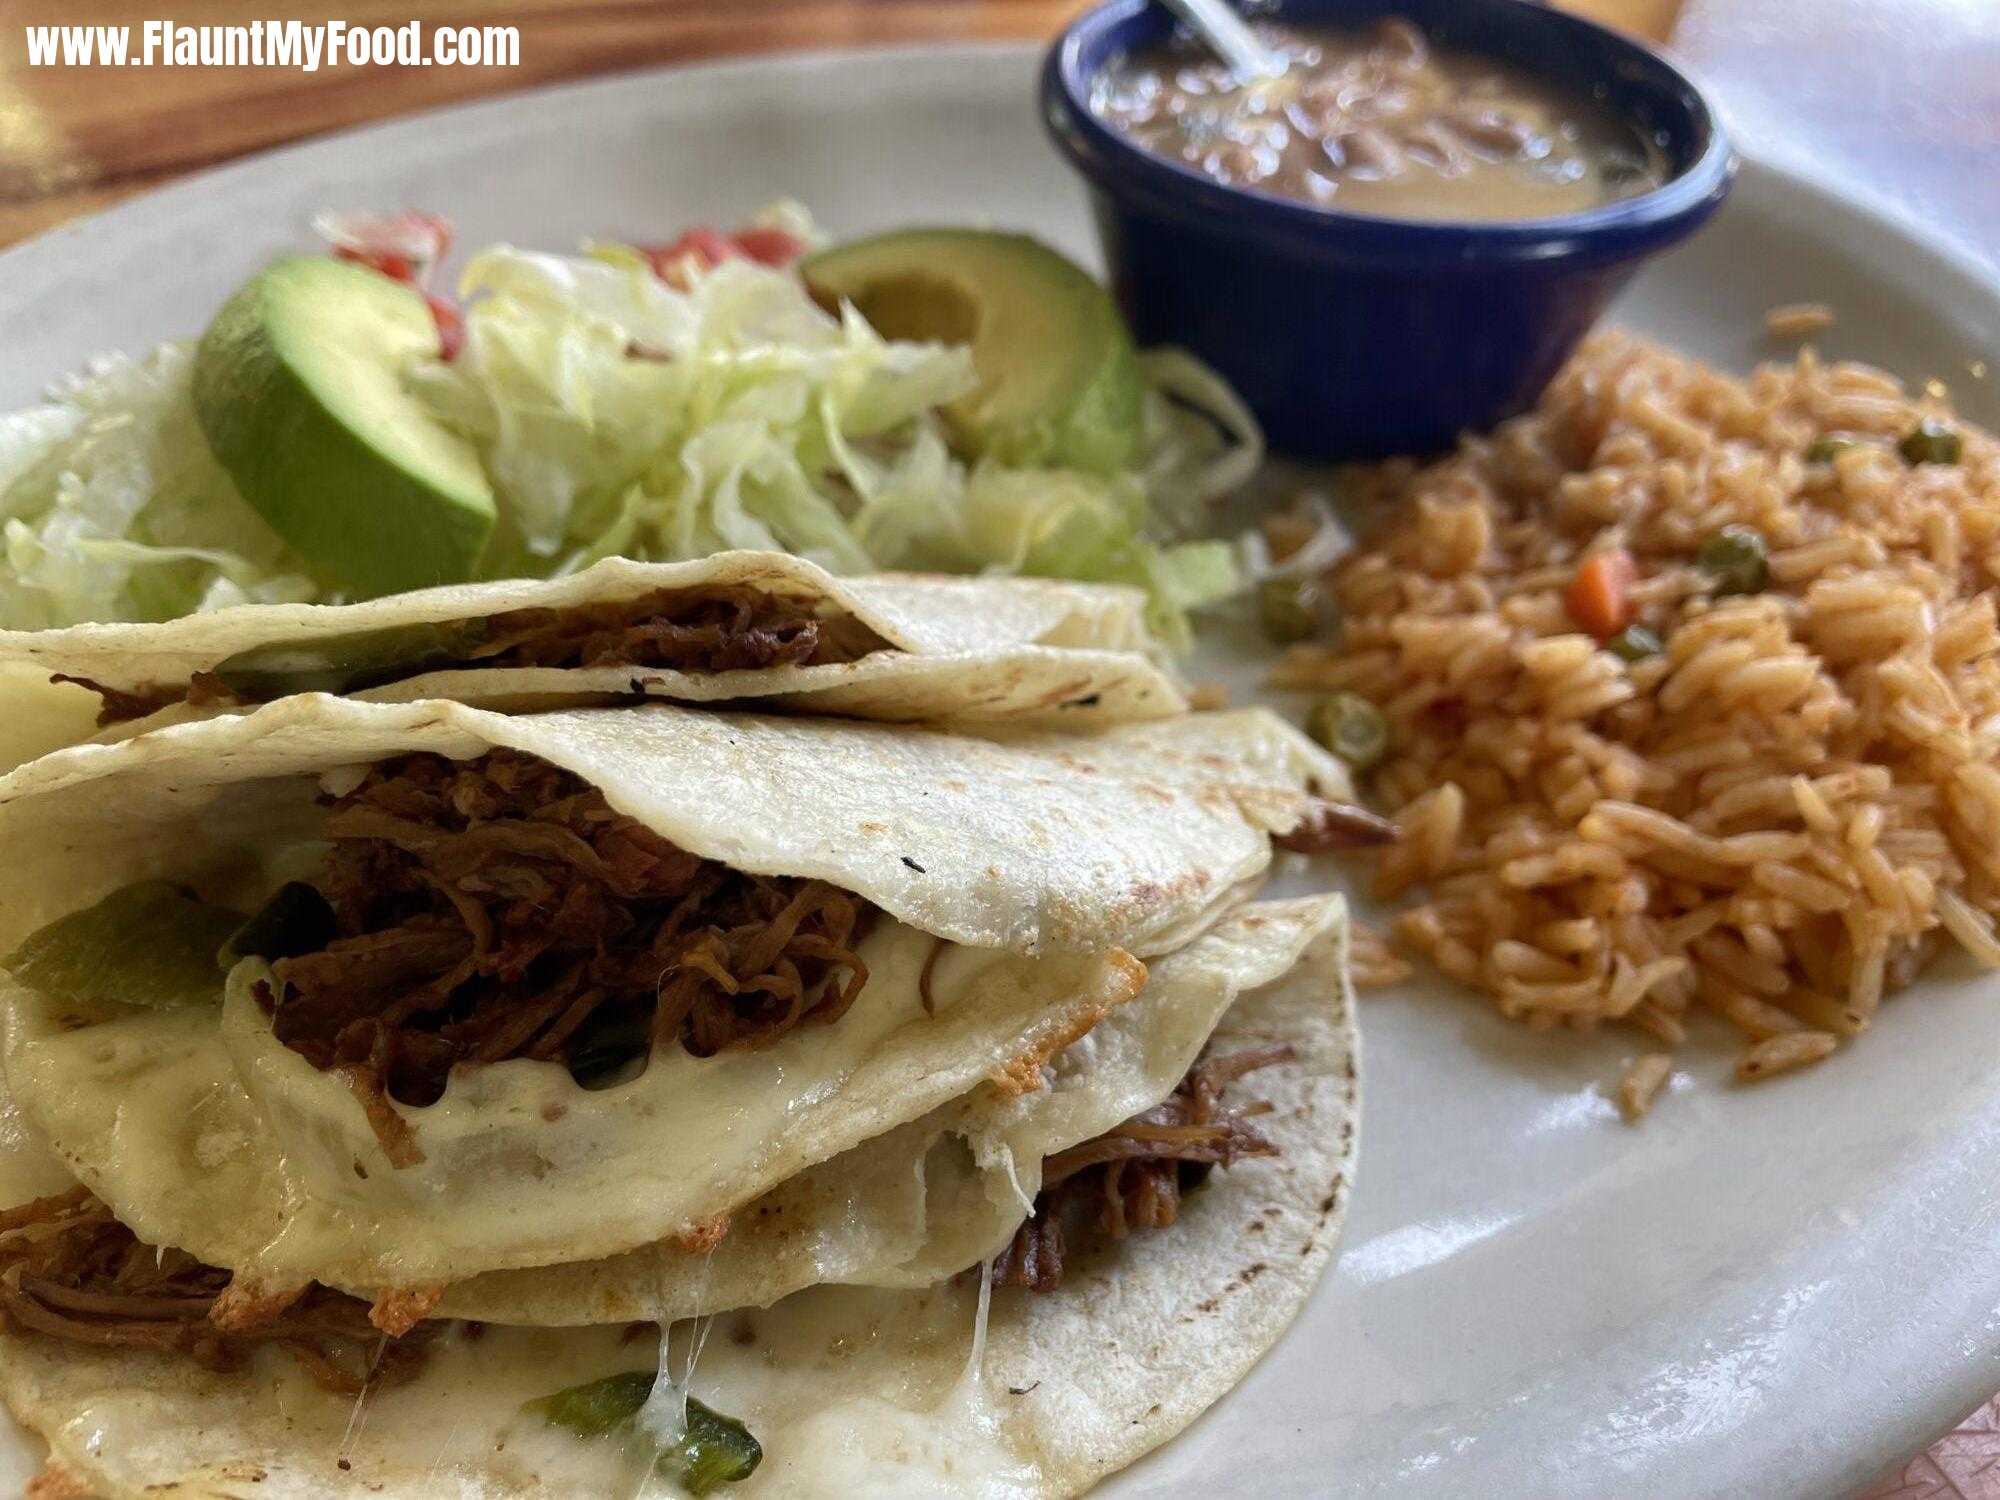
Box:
[0, 346, 317, 628]
[412, 242, 1257, 645]
[0, 215, 1260, 643]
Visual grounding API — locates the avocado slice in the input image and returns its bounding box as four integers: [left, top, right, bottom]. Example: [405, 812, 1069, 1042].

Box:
[801, 230, 1144, 475]
[193, 257, 495, 597]
[210, 616, 495, 701]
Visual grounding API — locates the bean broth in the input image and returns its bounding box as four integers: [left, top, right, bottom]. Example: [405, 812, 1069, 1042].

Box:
[1092, 18, 1669, 221]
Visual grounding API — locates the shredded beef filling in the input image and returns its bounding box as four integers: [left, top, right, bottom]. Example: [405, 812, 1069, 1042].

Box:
[65, 585, 892, 724]
[0, 1189, 431, 1392]
[1273, 798, 1398, 853]
[991, 1045, 1293, 1294]
[49, 674, 187, 729]
[258, 750, 876, 1153]
[469, 585, 887, 675]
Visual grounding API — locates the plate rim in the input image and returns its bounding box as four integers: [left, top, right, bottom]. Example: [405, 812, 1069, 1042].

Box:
[2, 37, 1999, 1500]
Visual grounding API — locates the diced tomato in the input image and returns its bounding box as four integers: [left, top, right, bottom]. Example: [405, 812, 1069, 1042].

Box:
[641, 224, 808, 287]
[318, 210, 453, 287]
[1566, 550, 1638, 639]
[729, 226, 806, 267]
[334, 244, 417, 283]
[643, 228, 738, 284]
[426, 296, 465, 361]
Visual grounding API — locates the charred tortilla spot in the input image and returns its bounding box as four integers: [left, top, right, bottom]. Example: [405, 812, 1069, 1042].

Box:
[211, 1277, 308, 1333]
[1126, 869, 1213, 918]
[988, 951, 1145, 1097]
[26, 1462, 92, 1499]
[368, 1284, 444, 1338]
[672, 1216, 730, 1254]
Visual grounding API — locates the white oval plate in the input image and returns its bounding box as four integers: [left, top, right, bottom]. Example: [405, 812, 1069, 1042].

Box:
[2, 43, 1998, 1500]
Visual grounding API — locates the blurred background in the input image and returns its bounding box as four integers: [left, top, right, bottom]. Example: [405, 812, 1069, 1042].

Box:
[2, 0, 1993, 263]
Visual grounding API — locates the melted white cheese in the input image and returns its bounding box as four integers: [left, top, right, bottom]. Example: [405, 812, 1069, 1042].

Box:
[713, 1277, 1042, 1499]
[4, 923, 1136, 1290]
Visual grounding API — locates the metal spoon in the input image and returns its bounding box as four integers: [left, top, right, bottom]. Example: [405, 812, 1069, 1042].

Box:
[1156, 0, 1288, 84]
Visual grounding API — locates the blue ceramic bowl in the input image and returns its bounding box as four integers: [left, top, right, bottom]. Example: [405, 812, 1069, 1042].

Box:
[1042, 0, 1736, 459]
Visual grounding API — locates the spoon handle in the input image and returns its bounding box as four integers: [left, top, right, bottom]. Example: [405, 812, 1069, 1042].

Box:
[1156, 0, 1287, 82]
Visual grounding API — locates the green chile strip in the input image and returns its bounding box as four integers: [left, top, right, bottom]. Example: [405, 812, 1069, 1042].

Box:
[529, 1372, 762, 1495]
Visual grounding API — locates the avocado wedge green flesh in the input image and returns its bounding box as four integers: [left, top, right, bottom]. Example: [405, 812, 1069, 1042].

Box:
[801, 229, 1144, 474]
[211, 617, 495, 701]
[193, 256, 495, 597]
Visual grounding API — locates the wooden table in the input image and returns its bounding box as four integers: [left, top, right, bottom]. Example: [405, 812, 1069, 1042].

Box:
[2, 2, 1997, 1494]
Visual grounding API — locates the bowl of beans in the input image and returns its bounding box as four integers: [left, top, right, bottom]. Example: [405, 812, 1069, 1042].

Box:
[1041, 0, 1735, 459]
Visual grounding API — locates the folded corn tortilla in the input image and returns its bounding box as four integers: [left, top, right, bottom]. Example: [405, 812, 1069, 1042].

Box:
[0, 552, 1186, 753]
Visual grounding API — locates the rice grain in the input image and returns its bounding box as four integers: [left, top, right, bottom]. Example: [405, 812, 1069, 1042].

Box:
[1617, 1053, 1673, 1120]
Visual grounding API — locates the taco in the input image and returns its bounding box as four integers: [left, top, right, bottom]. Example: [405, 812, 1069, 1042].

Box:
[0, 553, 1185, 752]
